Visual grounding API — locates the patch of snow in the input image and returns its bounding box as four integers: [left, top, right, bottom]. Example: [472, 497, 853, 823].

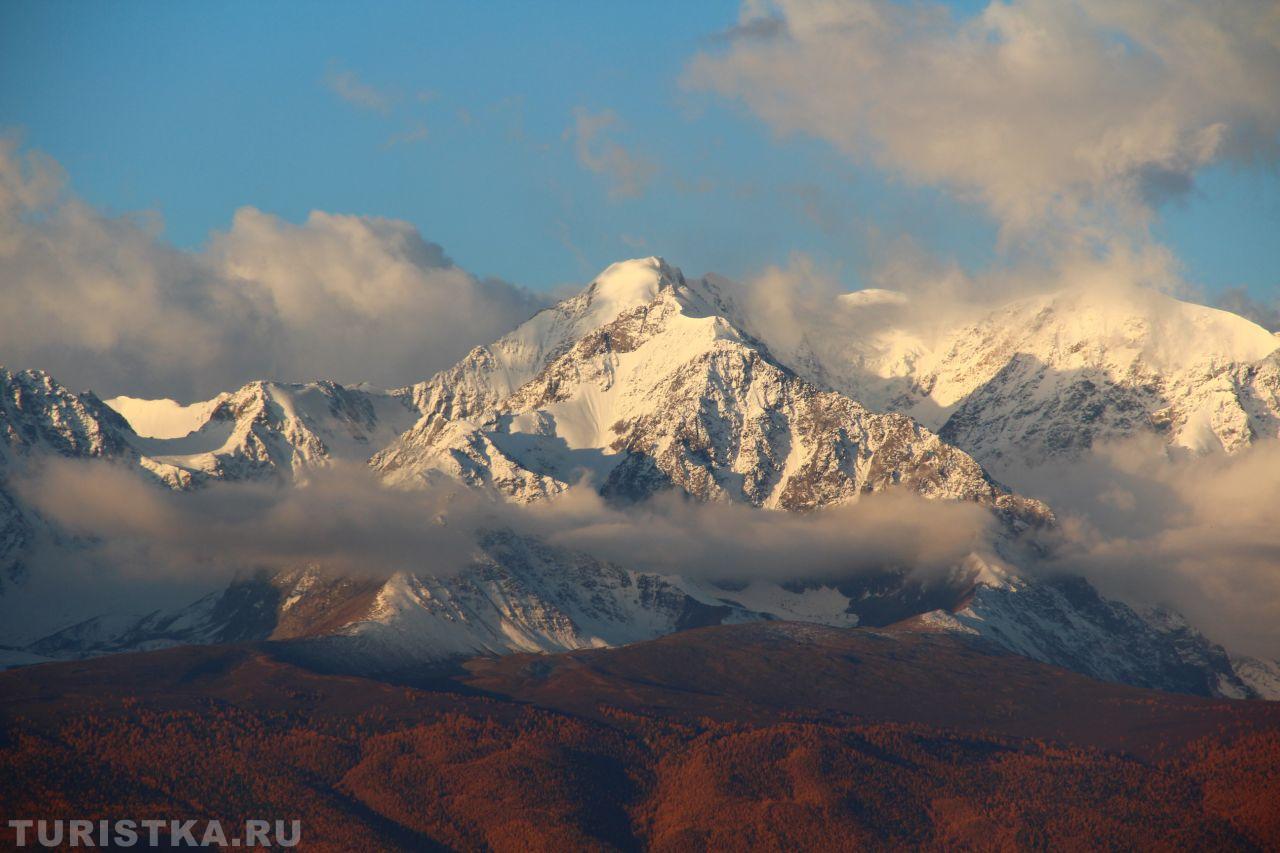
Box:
[837, 288, 909, 309]
[1231, 655, 1280, 701]
[106, 395, 222, 439]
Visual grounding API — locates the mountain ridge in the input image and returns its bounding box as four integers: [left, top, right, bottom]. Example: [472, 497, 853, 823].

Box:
[2, 258, 1277, 700]
[777, 283, 1280, 477]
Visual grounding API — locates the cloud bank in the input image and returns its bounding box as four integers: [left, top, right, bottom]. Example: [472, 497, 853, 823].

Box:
[16, 458, 995, 590]
[687, 0, 1280, 234]
[26, 438, 1280, 657]
[16, 436, 1280, 657]
[0, 137, 545, 400]
[1022, 437, 1280, 658]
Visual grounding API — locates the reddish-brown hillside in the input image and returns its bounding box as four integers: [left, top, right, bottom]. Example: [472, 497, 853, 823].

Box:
[1, 623, 1277, 851]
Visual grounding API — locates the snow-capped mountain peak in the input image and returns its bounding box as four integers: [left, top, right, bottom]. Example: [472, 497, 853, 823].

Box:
[371, 260, 1046, 528]
[836, 288, 910, 309]
[783, 283, 1280, 472]
[116, 379, 418, 484]
[4, 263, 1278, 701]
[1, 367, 135, 463]
[577, 256, 684, 328]
[922, 285, 1280, 405]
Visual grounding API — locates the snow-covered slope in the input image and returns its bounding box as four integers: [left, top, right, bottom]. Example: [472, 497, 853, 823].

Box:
[1, 367, 136, 464]
[393, 259, 684, 427]
[1231, 654, 1280, 701]
[123, 380, 418, 485]
[785, 285, 1280, 473]
[105, 395, 225, 439]
[376, 258, 689, 475]
[915, 576, 1258, 698]
[22, 531, 862, 671]
[373, 260, 1048, 530]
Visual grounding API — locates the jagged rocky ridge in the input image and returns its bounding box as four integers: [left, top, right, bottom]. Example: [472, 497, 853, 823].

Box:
[777, 285, 1280, 479]
[1, 259, 1277, 699]
[0, 366, 141, 590]
[915, 576, 1257, 699]
[374, 259, 1046, 526]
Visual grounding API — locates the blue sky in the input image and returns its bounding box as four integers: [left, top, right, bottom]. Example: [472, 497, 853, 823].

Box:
[1, 0, 1275, 298]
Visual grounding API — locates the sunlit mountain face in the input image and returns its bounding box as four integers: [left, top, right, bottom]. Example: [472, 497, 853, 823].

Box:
[3, 257, 1277, 696]
[3, 0, 1279, 847]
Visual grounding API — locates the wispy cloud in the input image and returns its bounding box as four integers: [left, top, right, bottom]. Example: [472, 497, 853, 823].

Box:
[383, 121, 429, 149]
[553, 218, 591, 274]
[323, 65, 394, 115]
[566, 107, 656, 200]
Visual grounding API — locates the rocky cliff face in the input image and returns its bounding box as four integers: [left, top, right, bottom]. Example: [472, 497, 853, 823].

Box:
[0, 367, 143, 591]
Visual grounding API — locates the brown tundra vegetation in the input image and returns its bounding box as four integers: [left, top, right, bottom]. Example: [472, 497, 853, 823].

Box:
[2, 622, 1278, 851]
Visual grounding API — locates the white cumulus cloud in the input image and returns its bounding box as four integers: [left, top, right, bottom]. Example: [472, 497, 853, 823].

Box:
[0, 137, 544, 400]
[687, 0, 1280, 235]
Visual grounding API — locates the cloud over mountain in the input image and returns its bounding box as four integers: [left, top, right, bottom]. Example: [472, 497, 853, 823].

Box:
[16, 457, 995, 591]
[0, 137, 544, 400]
[1024, 437, 1280, 658]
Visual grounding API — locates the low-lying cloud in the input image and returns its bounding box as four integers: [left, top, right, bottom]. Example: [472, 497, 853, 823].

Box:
[0, 137, 545, 401]
[526, 485, 996, 583]
[15, 458, 996, 590]
[15, 460, 480, 582]
[1020, 437, 1280, 658]
[13, 440, 1280, 657]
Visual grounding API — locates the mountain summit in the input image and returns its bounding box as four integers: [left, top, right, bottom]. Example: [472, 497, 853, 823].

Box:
[374, 258, 1039, 521]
